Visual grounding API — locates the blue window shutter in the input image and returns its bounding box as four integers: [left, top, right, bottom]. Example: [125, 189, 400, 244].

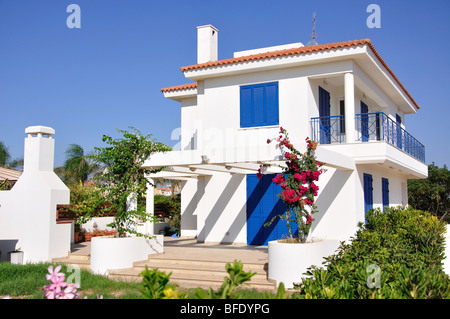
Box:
[382, 178, 389, 211]
[319, 86, 331, 117]
[240, 82, 278, 128]
[265, 83, 279, 125]
[319, 87, 331, 144]
[364, 173, 373, 222]
[253, 86, 265, 126]
[240, 86, 253, 127]
[396, 114, 402, 149]
[361, 101, 369, 142]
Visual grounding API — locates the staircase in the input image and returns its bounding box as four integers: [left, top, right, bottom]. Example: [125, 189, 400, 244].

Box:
[52, 251, 91, 270]
[108, 255, 275, 291]
[52, 241, 276, 291]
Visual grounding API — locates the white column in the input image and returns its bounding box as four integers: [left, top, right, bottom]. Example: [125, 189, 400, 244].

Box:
[344, 72, 356, 143]
[145, 178, 155, 235]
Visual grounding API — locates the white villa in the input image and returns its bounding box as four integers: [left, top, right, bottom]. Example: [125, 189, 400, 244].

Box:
[142, 25, 427, 246]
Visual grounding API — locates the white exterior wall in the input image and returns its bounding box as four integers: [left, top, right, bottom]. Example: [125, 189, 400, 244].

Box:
[180, 178, 199, 238]
[195, 174, 247, 244]
[310, 166, 360, 242]
[180, 97, 198, 151]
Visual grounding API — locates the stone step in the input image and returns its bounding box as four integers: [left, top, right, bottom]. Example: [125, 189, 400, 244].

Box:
[51, 256, 91, 270]
[140, 257, 267, 273]
[138, 265, 269, 283]
[108, 266, 275, 291]
[130, 256, 274, 290]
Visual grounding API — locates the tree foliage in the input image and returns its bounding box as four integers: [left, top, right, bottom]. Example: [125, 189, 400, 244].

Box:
[89, 127, 171, 237]
[55, 144, 100, 186]
[0, 141, 23, 171]
[0, 141, 11, 167]
[408, 163, 450, 223]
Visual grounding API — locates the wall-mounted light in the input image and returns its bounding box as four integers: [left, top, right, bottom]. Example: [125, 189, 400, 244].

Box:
[201, 155, 210, 164]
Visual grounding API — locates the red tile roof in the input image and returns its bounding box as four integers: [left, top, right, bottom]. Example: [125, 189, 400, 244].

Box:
[163, 39, 420, 109]
[180, 39, 372, 72]
[0, 167, 22, 182]
[161, 82, 197, 93]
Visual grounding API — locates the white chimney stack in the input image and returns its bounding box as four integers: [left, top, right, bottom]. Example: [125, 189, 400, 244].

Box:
[197, 25, 218, 64]
[23, 125, 56, 172]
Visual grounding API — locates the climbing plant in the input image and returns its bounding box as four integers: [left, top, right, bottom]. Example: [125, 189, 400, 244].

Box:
[259, 127, 325, 242]
[89, 127, 171, 237]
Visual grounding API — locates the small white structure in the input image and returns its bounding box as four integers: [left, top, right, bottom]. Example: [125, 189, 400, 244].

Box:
[143, 25, 428, 248]
[90, 235, 163, 275]
[0, 126, 71, 263]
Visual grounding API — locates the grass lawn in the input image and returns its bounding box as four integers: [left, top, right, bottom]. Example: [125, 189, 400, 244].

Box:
[0, 262, 274, 299]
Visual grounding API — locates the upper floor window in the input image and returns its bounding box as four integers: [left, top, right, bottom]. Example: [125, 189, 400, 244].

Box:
[240, 82, 279, 128]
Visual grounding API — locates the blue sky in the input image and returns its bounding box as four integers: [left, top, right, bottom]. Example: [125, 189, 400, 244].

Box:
[0, 0, 449, 169]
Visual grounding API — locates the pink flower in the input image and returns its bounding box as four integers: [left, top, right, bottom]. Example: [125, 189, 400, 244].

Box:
[297, 185, 308, 196]
[312, 170, 321, 181]
[310, 182, 319, 196]
[267, 138, 271, 144]
[43, 265, 80, 299]
[281, 188, 301, 204]
[272, 174, 285, 185]
[257, 165, 263, 179]
[46, 265, 65, 283]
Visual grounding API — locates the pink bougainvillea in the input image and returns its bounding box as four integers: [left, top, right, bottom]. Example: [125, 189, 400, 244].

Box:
[259, 128, 325, 242]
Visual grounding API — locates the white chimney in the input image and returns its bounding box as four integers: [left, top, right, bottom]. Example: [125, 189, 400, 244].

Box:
[23, 125, 56, 172]
[197, 25, 218, 64]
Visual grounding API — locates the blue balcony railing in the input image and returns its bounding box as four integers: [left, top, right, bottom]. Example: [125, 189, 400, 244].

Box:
[311, 112, 425, 162]
[311, 115, 345, 144]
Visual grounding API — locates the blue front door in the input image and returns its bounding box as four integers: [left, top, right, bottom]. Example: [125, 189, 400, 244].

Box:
[246, 174, 295, 245]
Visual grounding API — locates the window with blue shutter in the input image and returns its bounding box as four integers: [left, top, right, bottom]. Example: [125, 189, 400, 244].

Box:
[382, 178, 389, 211]
[240, 82, 279, 128]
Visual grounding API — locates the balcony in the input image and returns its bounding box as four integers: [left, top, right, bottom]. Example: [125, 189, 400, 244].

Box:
[311, 112, 425, 162]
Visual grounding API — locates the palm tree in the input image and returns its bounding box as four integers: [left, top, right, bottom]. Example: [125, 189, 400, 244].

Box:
[0, 141, 23, 171]
[153, 178, 181, 199]
[0, 141, 11, 167]
[55, 144, 100, 185]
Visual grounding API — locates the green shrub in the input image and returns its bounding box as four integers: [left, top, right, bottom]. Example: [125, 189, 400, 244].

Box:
[293, 206, 450, 299]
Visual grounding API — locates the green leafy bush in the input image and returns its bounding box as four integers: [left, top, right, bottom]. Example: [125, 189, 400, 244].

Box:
[195, 260, 256, 299]
[293, 206, 450, 299]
